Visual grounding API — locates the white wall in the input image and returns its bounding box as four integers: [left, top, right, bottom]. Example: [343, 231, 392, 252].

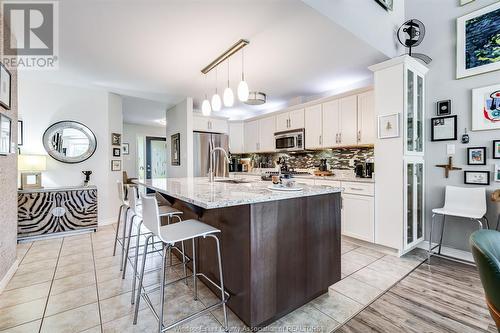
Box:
[302, 0, 405, 58]
[406, 0, 500, 251]
[19, 79, 123, 224]
[122, 123, 165, 178]
[166, 98, 193, 178]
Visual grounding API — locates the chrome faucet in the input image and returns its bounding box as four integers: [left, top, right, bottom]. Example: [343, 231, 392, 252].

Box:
[209, 147, 231, 183]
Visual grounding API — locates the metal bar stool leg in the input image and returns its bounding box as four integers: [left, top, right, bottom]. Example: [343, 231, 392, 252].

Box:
[113, 205, 124, 256]
[158, 243, 168, 333]
[483, 216, 490, 229]
[497, 214, 500, 231]
[131, 220, 143, 304]
[209, 234, 228, 331]
[133, 234, 153, 324]
[476, 219, 484, 229]
[192, 238, 197, 300]
[428, 213, 436, 263]
[181, 241, 188, 285]
[438, 215, 446, 255]
[123, 214, 137, 279]
[120, 208, 131, 272]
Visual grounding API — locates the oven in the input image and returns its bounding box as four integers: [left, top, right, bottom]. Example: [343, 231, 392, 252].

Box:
[274, 129, 305, 152]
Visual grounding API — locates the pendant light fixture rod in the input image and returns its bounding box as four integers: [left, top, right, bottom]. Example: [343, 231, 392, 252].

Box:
[201, 39, 249, 74]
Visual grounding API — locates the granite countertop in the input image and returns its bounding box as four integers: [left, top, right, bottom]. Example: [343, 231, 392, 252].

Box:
[18, 185, 98, 193]
[134, 177, 342, 209]
[229, 171, 375, 184]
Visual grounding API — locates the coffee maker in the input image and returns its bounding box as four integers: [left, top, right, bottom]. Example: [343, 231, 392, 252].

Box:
[355, 159, 374, 178]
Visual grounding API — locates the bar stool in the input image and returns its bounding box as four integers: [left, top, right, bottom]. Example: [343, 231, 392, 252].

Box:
[133, 195, 228, 333]
[428, 186, 488, 264]
[113, 181, 130, 268]
[123, 186, 186, 287]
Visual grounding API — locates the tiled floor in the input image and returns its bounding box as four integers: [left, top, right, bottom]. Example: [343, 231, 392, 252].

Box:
[0, 225, 426, 332]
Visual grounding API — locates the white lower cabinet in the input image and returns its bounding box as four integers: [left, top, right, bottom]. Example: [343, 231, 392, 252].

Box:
[342, 194, 375, 243]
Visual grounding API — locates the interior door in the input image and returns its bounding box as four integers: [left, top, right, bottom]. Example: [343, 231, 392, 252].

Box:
[145, 136, 167, 179]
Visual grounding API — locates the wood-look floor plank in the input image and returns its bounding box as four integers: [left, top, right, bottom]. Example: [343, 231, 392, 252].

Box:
[336, 258, 496, 333]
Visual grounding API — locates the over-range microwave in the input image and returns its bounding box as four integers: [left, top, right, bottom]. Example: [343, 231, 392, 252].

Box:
[274, 129, 305, 152]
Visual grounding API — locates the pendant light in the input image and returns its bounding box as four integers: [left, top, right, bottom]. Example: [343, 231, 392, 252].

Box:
[211, 67, 222, 112]
[237, 49, 249, 102]
[223, 59, 234, 107]
[201, 74, 212, 116]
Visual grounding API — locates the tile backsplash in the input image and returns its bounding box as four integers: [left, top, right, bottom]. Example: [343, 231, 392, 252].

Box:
[233, 147, 374, 170]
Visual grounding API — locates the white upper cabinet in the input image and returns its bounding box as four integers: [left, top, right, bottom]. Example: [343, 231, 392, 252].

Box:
[244, 120, 259, 153]
[193, 115, 228, 133]
[276, 113, 290, 132]
[305, 104, 323, 149]
[405, 69, 425, 156]
[276, 109, 305, 132]
[322, 99, 340, 147]
[357, 91, 375, 145]
[339, 95, 357, 146]
[259, 116, 276, 152]
[229, 122, 244, 154]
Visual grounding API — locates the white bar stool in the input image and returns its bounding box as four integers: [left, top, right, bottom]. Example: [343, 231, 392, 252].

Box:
[428, 186, 489, 264]
[113, 181, 131, 267]
[123, 186, 187, 301]
[133, 194, 228, 333]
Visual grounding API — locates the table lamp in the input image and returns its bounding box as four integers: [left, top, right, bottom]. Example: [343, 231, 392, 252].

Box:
[18, 154, 47, 189]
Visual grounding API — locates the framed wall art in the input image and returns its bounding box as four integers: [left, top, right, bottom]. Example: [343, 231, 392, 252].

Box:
[111, 133, 121, 146]
[467, 147, 486, 165]
[460, 0, 475, 6]
[436, 100, 451, 116]
[17, 120, 23, 146]
[112, 147, 121, 157]
[171, 133, 180, 166]
[377, 113, 400, 139]
[457, 2, 500, 78]
[431, 115, 457, 141]
[0, 113, 11, 155]
[472, 84, 500, 131]
[464, 171, 490, 185]
[495, 164, 500, 182]
[0, 63, 11, 110]
[111, 160, 121, 171]
[493, 140, 500, 159]
[122, 143, 129, 155]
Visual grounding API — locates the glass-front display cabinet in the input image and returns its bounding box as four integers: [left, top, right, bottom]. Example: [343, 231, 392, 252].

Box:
[405, 68, 425, 156]
[404, 158, 424, 250]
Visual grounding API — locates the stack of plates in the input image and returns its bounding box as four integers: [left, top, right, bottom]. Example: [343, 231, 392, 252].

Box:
[267, 184, 303, 192]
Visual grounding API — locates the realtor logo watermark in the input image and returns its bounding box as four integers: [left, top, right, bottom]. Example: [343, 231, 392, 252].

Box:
[2, 1, 59, 70]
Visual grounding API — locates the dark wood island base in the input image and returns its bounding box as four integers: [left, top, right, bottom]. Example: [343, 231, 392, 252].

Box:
[162, 192, 342, 329]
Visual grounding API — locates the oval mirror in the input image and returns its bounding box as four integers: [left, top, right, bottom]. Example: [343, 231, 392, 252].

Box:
[43, 121, 97, 163]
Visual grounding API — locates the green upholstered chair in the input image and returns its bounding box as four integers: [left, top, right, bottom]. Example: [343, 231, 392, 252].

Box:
[470, 230, 500, 331]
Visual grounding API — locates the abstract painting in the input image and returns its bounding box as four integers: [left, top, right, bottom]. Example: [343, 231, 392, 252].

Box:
[457, 2, 500, 78]
[472, 84, 500, 131]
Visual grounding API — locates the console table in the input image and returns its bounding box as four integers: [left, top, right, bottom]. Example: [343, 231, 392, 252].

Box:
[18, 186, 98, 240]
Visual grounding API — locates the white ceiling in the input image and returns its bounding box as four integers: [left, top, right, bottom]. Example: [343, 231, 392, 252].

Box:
[122, 96, 168, 127]
[22, 0, 387, 122]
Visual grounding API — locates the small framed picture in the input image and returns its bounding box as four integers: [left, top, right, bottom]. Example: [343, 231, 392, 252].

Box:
[464, 171, 490, 185]
[111, 160, 121, 171]
[467, 147, 487, 165]
[122, 143, 129, 155]
[0, 63, 12, 110]
[113, 147, 121, 157]
[436, 100, 451, 116]
[0, 113, 12, 155]
[17, 120, 23, 146]
[431, 115, 457, 141]
[171, 133, 180, 166]
[494, 164, 500, 182]
[493, 140, 500, 159]
[378, 113, 400, 139]
[111, 133, 121, 146]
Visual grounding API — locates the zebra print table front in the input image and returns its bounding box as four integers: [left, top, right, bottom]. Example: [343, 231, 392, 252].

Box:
[18, 187, 98, 239]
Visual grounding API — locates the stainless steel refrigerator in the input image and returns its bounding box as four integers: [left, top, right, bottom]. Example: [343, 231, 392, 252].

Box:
[193, 131, 229, 178]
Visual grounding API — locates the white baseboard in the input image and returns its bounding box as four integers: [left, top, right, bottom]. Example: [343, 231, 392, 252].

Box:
[418, 241, 473, 262]
[0, 260, 19, 294]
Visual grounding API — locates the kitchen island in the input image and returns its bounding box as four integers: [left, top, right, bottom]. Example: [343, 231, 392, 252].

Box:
[135, 177, 342, 328]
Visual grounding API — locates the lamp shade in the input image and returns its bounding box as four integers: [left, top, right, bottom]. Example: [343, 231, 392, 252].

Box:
[18, 155, 47, 172]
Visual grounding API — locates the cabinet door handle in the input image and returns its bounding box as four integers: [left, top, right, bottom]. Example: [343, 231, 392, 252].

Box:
[339, 133, 342, 143]
[319, 135, 322, 145]
[335, 133, 338, 143]
[357, 130, 361, 142]
[349, 187, 364, 191]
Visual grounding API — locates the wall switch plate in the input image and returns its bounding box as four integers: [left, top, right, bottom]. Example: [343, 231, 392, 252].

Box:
[447, 144, 456, 155]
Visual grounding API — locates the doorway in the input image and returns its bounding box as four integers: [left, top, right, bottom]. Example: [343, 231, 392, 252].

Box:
[145, 136, 167, 179]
